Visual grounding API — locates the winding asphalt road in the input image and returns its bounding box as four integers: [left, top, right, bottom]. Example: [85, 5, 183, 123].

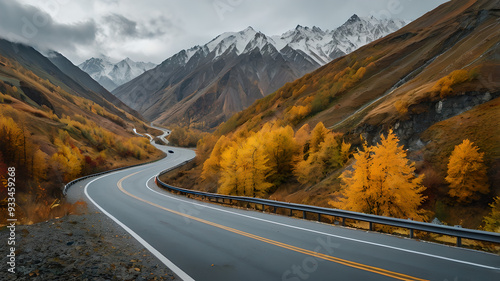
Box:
[67, 142, 500, 280]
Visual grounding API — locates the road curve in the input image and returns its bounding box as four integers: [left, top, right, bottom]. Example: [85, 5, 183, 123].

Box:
[150, 123, 170, 144]
[67, 143, 500, 281]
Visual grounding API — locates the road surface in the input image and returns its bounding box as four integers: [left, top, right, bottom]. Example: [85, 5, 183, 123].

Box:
[67, 143, 500, 281]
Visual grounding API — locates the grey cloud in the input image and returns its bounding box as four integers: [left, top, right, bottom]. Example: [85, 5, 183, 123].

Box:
[0, 0, 97, 52]
[102, 13, 138, 37]
[101, 13, 173, 39]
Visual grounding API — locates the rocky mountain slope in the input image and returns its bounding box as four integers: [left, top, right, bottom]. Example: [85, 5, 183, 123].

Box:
[112, 15, 405, 130]
[166, 0, 500, 228]
[79, 57, 155, 91]
[222, 0, 499, 147]
[0, 39, 140, 120]
[0, 38, 163, 224]
[47, 51, 139, 116]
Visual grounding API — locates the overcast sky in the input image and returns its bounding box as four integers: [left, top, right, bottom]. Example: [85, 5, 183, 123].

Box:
[0, 0, 448, 65]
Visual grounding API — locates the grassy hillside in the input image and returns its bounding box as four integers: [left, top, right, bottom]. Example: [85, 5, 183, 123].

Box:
[0, 54, 163, 224]
[161, 0, 500, 230]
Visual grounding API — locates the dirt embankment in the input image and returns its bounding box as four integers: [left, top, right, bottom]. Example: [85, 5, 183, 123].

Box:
[0, 212, 179, 281]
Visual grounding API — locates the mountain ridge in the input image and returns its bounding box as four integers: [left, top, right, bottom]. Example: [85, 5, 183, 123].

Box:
[78, 56, 156, 91]
[161, 0, 500, 229]
[0, 39, 140, 120]
[112, 14, 406, 130]
[0, 37, 163, 223]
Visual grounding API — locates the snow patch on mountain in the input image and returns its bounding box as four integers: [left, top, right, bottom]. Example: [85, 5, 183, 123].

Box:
[196, 15, 407, 67]
[270, 15, 407, 65]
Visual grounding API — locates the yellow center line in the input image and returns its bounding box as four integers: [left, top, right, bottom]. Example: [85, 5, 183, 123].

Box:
[118, 172, 428, 281]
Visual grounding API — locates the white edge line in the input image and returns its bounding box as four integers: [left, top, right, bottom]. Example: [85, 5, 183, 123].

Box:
[145, 175, 500, 271]
[84, 172, 195, 281]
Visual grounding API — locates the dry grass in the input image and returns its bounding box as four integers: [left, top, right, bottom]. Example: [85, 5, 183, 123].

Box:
[0, 200, 88, 226]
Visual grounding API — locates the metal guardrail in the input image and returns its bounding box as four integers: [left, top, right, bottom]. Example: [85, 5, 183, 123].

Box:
[155, 173, 500, 247]
[63, 154, 167, 195]
[63, 126, 170, 195]
[63, 147, 499, 248]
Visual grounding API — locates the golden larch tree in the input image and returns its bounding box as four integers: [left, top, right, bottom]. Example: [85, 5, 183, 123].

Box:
[263, 124, 298, 185]
[237, 133, 273, 197]
[446, 139, 489, 203]
[334, 130, 427, 221]
[201, 135, 228, 183]
[309, 122, 329, 153]
[50, 139, 84, 182]
[340, 140, 352, 164]
[294, 130, 345, 184]
[483, 197, 500, 233]
[218, 142, 239, 195]
[294, 124, 311, 148]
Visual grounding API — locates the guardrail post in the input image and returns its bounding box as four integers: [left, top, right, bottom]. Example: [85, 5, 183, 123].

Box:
[262, 204, 265, 212]
[410, 229, 414, 239]
[342, 217, 345, 226]
[457, 237, 462, 247]
[318, 213, 321, 222]
[289, 209, 293, 216]
[369, 222, 373, 231]
[273, 206, 277, 213]
[303, 211, 306, 219]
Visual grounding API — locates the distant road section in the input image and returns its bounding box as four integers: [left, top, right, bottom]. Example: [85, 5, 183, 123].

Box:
[150, 123, 170, 144]
[67, 128, 500, 281]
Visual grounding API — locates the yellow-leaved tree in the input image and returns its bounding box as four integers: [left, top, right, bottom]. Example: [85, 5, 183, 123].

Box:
[262, 124, 298, 185]
[218, 142, 239, 195]
[201, 135, 229, 184]
[217, 131, 275, 197]
[294, 122, 347, 184]
[445, 139, 489, 203]
[309, 122, 329, 153]
[334, 130, 427, 221]
[483, 197, 500, 233]
[236, 133, 273, 197]
[51, 137, 84, 182]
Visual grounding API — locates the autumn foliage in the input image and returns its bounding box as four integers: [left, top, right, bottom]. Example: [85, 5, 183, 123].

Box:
[432, 69, 474, 98]
[483, 197, 500, 233]
[167, 125, 207, 147]
[0, 105, 156, 223]
[294, 122, 349, 184]
[445, 139, 489, 203]
[202, 122, 350, 196]
[333, 130, 427, 221]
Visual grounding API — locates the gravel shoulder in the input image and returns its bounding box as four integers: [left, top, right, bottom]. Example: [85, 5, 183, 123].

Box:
[0, 211, 180, 281]
[1, 176, 181, 280]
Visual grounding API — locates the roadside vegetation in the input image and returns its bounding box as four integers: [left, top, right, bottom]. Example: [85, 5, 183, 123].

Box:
[161, 59, 499, 231]
[0, 55, 162, 224]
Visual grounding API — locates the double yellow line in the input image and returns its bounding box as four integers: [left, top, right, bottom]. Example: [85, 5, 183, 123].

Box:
[118, 172, 427, 281]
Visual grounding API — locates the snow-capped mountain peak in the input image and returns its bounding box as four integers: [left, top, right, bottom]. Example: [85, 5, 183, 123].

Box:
[206, 26, 262, 57]
[111, 14, 408, 131]
[346, 14, 361, 24]
[162, 14, 407, 69]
